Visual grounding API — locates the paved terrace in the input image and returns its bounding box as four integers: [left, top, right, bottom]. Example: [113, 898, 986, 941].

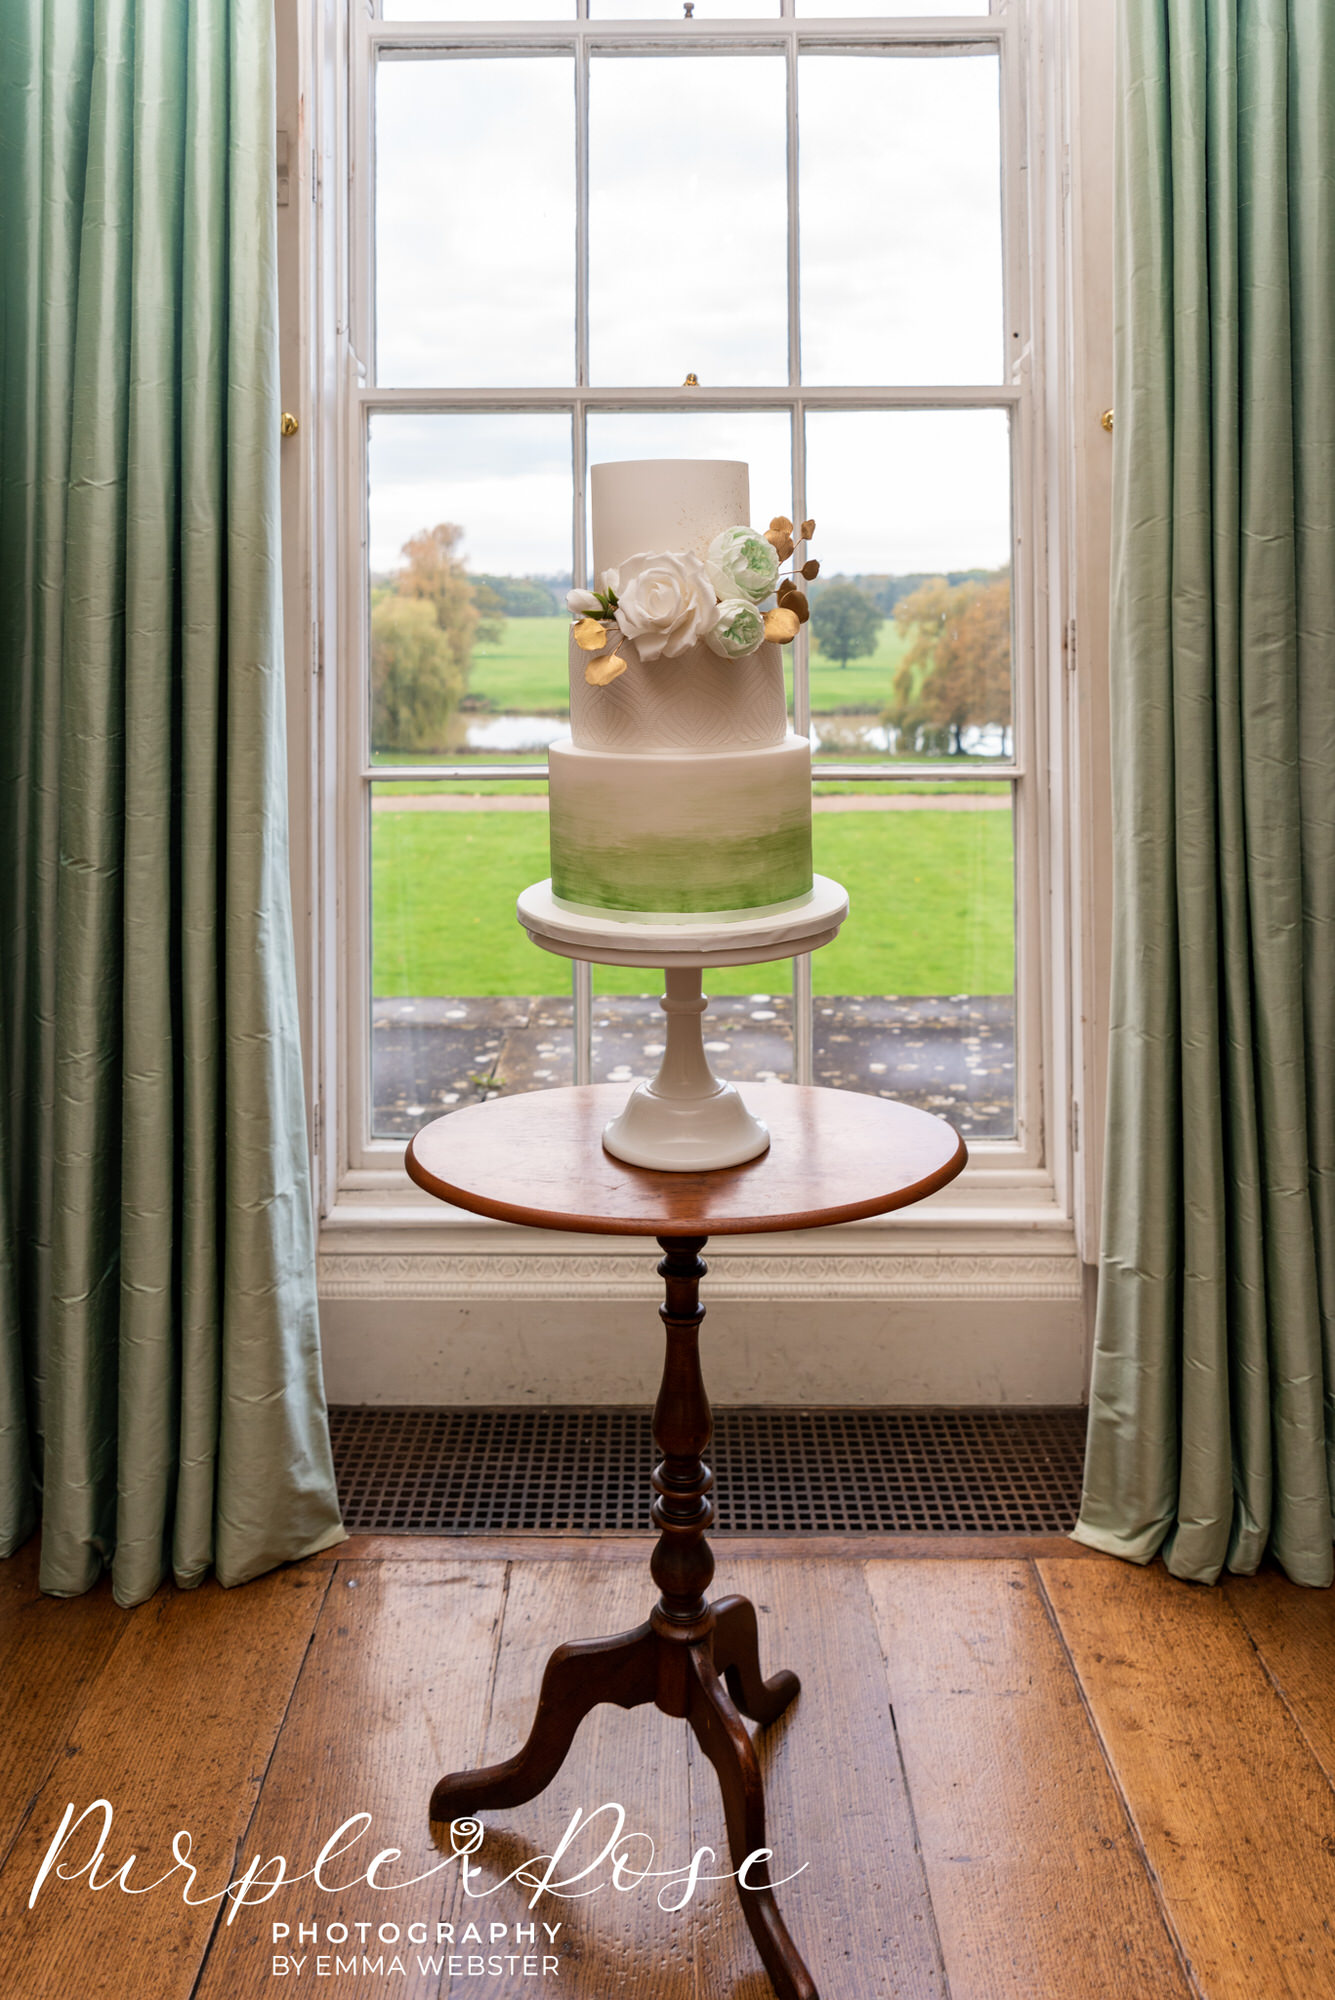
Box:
[372, 994, 1015, 1141]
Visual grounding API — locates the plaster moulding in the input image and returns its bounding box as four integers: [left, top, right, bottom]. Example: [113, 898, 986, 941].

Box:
[317, 1240, 1083, 1303]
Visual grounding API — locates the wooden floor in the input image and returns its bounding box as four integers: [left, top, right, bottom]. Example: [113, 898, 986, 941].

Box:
[2, 1531, 1334, 1999]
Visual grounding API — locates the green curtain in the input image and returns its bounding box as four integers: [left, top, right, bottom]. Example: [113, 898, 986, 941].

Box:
[0, 0, 346, 1606]
[1075, 0, 1335, 1586]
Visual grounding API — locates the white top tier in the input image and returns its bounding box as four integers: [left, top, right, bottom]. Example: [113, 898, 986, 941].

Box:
[590, 458, 750, 583]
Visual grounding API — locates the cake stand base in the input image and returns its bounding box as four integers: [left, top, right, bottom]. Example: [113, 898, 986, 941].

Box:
[515, 875, 850, 1173]
[602, 967, 770, 1169]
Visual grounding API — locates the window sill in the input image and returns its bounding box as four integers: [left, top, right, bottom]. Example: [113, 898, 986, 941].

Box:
[317, 1170, 1081, 1304]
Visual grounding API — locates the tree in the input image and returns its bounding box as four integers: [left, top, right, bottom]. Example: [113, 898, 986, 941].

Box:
[371, 594, 467, 752]
[809, 581, 883, 667]
[469, 573, 560, 617]
[397, 521, 504, 676]
[884, 573, 1011, 756]
[369, 521, 503, 753]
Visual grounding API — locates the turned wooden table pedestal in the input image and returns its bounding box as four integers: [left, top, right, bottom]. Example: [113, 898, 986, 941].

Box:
[406, 1082, 966, 2000]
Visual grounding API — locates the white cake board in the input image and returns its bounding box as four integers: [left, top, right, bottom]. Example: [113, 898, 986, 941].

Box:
[516, 874, 849, 969]
[515, 876, 849, 1171]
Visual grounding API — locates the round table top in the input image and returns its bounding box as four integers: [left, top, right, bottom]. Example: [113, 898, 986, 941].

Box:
[406, 1082, 967, 1238]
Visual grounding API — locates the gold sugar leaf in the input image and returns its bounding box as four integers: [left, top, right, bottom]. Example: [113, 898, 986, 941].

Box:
[765, 531, 795, 562]
[585, 651, 629, 686]
[777, 577, 798, 601]
[799, 518, 815, 540]
[801, 558, 820, 580]
[763, 607, 801, 644]
[768, 514, 793, 533]
[787, 590, 810, 623]
[574, 617, 612, 651]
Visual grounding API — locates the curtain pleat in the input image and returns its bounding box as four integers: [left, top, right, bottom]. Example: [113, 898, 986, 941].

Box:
[0, 0, 346, 1605]
[1075, 0, 1335, 1586]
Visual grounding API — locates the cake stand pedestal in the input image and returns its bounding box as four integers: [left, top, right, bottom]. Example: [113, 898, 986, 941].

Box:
[515, 873, 849, 1171]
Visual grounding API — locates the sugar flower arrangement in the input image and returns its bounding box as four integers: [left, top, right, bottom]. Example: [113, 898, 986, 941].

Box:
[567, 516, 819, 686]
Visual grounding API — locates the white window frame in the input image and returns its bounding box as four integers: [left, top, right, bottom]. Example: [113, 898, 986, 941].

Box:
[293, 0, 1101, 1272]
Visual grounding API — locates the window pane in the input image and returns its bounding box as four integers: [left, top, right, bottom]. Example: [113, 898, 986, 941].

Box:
[585, 411, 791, 578]
[590, 0, 775, 16]
[800, 0, 987, 13]
[802, 409, 1012, 763]
[375, 57, 575, 386]
[590, 57, 788, 386]
[799, 54, 1003, 385]
[371, 780, 574, 1137]
[368, 412, 573, 761]
[811, 783, 1014, 1137]
[385, 0, 571, 17]
[591, 966, 794, 1084]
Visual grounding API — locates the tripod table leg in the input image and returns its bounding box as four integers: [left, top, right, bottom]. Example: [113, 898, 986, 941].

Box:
[711, 1593, 802, 1727]
[429, 1620, 658, 1824]
[686, 1642, 819, 2000]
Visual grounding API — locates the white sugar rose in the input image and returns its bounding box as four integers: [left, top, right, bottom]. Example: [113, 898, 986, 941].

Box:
[606, 549, 718, 661]
[566, 587, 602, 613]
[704, 526, 780, 605]
[705, 598, 767, 660]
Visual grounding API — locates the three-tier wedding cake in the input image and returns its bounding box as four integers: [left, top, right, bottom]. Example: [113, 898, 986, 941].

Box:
[547, 458, 815, 922]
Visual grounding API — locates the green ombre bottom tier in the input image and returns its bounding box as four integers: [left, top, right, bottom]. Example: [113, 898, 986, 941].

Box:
[548, 735, 813, 919]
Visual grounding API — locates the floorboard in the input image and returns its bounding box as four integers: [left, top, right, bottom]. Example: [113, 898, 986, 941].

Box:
[448, 1560, 694, 1999]
[323, 1534, 1099, 1565]
[192, 1559, 509, 2000]
[0, 1538, 126, 1874]
[694, 1556, 948, 2000]
[1223, 1569, 1335, 1789]
[1040, 1557, 1335, 2000]
[0, 1565, 330, 2000]
[868, 1558, 1189, 2000]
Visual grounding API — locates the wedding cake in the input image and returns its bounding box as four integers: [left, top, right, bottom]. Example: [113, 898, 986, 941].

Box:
[547, 458, 817, 921]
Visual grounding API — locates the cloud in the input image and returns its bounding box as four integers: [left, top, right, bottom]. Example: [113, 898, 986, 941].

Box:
[369, 413, 574, 573]
[799, 53, 1004, 386]
[807, 409, 1011, 573]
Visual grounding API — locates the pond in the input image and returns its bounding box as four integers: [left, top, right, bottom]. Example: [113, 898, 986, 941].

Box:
[461, 712, 1011, 758]
[463, 713, 569, 751]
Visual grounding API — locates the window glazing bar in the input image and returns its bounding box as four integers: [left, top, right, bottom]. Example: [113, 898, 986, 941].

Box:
[362, 765, 1021, 783]
[370, 22, 1004, 50]
[792, 951, 812, 1085]
[358, 383, 1021, 410]
[573, 960, 592, 1085]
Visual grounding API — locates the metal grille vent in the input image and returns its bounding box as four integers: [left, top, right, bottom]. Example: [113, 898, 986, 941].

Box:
[330, 1406, 1087, 1536]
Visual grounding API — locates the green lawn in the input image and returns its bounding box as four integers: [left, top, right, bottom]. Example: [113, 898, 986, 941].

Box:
[801, 621, 912, 715]
[469, 618, 570, 713]
[466, 614, 938, 722]
[372, 808, 1013, 999]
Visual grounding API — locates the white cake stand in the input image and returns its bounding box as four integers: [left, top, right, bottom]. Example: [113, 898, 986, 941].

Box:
[515, 874, 849, 1171]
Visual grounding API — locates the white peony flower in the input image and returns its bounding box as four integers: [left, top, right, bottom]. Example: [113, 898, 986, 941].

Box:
[607, 549, 719, 661]
[566, 587, 602, 613]
[704, 526, 780, 605]
[705, 598, 767, 660]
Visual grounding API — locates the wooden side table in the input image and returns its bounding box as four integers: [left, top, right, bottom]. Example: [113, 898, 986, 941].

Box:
[407, 1082, 966, 2000]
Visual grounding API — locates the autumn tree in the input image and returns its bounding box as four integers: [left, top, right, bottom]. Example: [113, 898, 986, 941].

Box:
[810, 581, 883, 668]
[371, 521, 503, 752]
[397, 521, 503, 670]
[371, 595, 467, 752]
[884, 573, 1011, 756]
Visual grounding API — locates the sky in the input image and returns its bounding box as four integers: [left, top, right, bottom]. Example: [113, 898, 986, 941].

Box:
[368, 406, 1011, 578]
[369, 44, 1009, 580]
